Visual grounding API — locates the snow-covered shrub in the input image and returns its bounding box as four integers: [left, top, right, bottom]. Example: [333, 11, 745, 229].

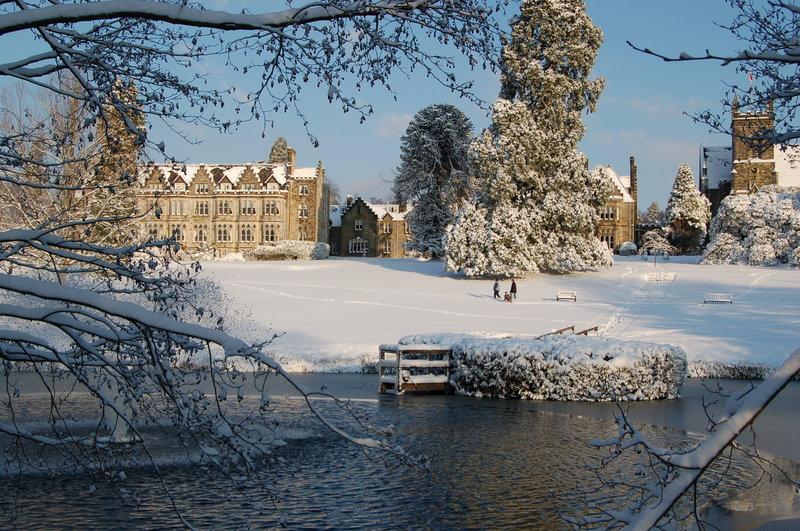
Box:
[244, 241, 329, 261]
[702, 186, 800, 267]
[400, 334, 687, 401]
[618, 241, 637, 256]
[638, 229, 676, 256]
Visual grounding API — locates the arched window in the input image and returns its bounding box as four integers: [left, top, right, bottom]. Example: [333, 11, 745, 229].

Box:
[195, 227, 207, 242]
[173, 227, 184, 241]
[217, 227, 230, 242]
[241, 226, 254, 242]
[298, 229, 307, 241]
[298, 204, 308, 219]
[299, 184, 309, 195]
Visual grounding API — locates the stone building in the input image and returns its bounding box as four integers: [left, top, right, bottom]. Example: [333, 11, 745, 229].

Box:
[700, 101, 800, 216]
[596, 156, 638, 252]
[329, 196, 411, 258]
[138, 144, 329, 255]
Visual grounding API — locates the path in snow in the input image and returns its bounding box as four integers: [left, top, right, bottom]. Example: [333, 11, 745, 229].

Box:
[203, 257, 800, 371]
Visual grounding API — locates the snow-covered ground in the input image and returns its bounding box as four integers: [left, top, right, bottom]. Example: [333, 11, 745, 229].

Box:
[202, 257, 800, 373]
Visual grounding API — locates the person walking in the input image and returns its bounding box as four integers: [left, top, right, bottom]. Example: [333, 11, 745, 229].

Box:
[492, 277, 500, 299]
[510, 278, 518, 300]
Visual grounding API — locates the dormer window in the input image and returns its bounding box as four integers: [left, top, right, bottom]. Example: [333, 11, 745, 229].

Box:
[355, 219, 363, 231]
[196, 183, 208, 193]
[174, 182, 186, 192]
[267, 182, 279, 192]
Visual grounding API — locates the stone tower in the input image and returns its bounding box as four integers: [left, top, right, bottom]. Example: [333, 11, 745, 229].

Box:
[731, 98, 777, 193]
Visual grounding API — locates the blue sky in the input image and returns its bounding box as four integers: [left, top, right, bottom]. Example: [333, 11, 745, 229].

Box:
[2, 1, 747, 208]
[153, 0, 744, 208]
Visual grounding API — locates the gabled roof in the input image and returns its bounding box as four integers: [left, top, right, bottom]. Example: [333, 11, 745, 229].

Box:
[139, 161, 310, 187]
[598, 165, 634, 203]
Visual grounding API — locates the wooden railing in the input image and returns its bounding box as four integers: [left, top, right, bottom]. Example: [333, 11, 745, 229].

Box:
[378, 344, 451, 395]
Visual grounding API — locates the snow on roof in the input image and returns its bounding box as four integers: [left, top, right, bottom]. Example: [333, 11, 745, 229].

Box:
[329, 205, 343, 227]
[368, 203, 411, 220]
[141, 162, 315, 186]
[700, 146, 733, 189]
[598, 166, 634, 203]
[775, 145, 800, 187]
[292, 167, 318, 179]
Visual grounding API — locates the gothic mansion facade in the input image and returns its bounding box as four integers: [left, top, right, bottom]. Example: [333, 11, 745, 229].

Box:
[139, 147, 329, 255]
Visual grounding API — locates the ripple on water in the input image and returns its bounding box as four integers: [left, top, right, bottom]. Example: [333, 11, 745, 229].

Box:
[0, 394, 791, 529]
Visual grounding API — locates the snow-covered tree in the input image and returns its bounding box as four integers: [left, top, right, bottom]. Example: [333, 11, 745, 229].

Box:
[638, 229, 677, 256]
[0, 0, 501, 522]
[665, 163, 711, 254]
[393, 104, 473, 258]
[445, 0, 612, 277]
[268, 137, 289, 164]
[702, 186, 800, 267]
[645, 201, 664, 226]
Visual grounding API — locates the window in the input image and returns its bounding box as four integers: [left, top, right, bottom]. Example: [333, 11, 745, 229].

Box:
[217, 201, 232, 215]
[354, 219, 363, 231]
[600, 231, 614, 249]
[147, 226, 158, 239]
[196, 183, 209, 193]
[241, 200, 256, 215]
[169, 200, 186, 216]
[383, 222, 391, 234]
[217, 227, 230, 242]
[383, 240, 391, 254]
[195, 227, 208, 242]
[241, 226, 254, 242]
[600, 206, 616, 220]
[299, 229, 308, 241]
[174, 182, 186, 192]
[264, 201, 280, 216]
[195, 201, 209, 216]
[266, 182, 279, 192]
[218, 182, 232, 191]
[263, 225, 278, 242]
[173, 227, 184, 241]
[299, 184, 309, 195]
[242, 183, 256, 191]
[349, 237, 368, 254]
[299, 204, 308, 219]
[404, 222, 410, 235]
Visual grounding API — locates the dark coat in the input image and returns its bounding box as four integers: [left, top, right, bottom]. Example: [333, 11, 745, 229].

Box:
[510, 280, 517, 293]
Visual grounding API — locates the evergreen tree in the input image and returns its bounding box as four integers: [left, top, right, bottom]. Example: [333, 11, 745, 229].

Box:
[665, 163, 711, 254]
[269, 137, 289, 163]
[646, 201, 664, 225]
[392, 104, 473, 258]
[445, 0, 611, 276]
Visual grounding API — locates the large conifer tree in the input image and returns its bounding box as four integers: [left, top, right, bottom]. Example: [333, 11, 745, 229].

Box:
[445, 0, 612, 276]
[392, 104, 473, 258]
[665, 163, 711, 254]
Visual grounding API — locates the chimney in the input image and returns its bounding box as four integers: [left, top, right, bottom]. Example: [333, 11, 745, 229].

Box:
[346, 194, 354, 206]
[287, 147, 297, 174]
[629, 156, 638, 201]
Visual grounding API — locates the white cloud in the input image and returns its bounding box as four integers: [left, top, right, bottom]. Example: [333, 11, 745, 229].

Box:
[373, 112, 412, 139]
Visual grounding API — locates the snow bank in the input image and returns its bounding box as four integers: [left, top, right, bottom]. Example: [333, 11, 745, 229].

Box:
[243, 241, 330, 261]
[400, 333, 687, 401]
[703, 186, 800, 267]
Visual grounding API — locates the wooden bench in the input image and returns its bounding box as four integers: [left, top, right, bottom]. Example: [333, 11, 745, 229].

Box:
[556, 291, 577, 302]
[646, 271, 676, 282]
[704, 293, 734, 304]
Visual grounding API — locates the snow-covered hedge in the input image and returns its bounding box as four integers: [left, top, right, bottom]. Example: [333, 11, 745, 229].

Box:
[618, 241, 637, 256]
[243, 241, 329, 261]
[400, 333, 687, 401]
[702, 186, 800, 267]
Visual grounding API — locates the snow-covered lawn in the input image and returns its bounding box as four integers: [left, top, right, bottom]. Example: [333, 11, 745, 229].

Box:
[202, 257, 800, 373]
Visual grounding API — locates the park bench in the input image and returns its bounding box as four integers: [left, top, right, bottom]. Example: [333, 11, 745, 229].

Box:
[703, 293, 734, 304]
[646, 271, 676, 282]
[556, 291, 578, 302]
